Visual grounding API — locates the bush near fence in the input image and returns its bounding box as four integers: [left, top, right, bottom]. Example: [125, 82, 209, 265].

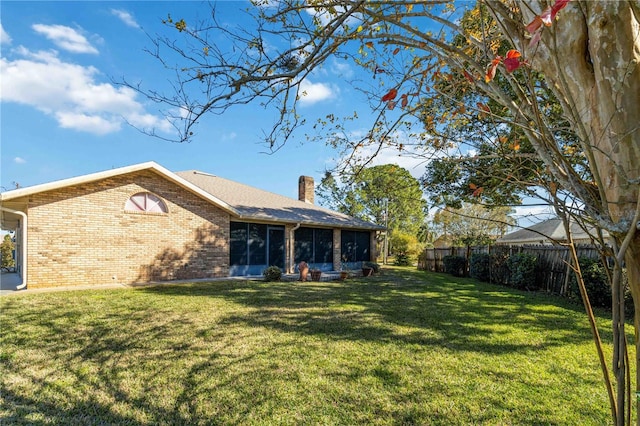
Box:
[419, 243, 632, 316]
[418, 244, 600, 296]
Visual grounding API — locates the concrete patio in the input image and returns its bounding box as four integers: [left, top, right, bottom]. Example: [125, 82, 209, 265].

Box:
[0, 271, 24, 295]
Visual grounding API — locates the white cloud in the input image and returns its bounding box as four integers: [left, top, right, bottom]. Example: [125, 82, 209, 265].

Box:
[13, 157, 26, 164]
[0, 48, 173, 135]
[356, 145, 429, 179]
[55, 111, 122, 134]
[331, 59, 354, 79]
[0, 23, 11, 45]
[298, 79, 333, 105]
[329, 129, 431, 180]
[32, 24, 98, 54]
[111, 9, 140, 29]
[222, 131, 237, 141]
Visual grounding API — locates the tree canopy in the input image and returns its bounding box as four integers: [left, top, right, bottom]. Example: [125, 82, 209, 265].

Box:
[317, 164, 427, 236]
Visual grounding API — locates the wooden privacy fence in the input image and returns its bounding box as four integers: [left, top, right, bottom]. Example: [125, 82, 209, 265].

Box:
[418, 244, 601, 296]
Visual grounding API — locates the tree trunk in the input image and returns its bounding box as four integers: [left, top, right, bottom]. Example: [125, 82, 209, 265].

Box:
[511, 2, 640, 423]
[627, 242, 640, 424]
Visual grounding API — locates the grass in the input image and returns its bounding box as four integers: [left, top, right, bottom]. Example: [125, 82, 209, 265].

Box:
[0, 266, 627, 425]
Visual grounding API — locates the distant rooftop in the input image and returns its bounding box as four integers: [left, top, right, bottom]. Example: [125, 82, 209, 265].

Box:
[497, 217, 603, 245]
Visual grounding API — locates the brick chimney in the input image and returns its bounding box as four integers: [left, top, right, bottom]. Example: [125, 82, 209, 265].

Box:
[298, 176, 314, 204]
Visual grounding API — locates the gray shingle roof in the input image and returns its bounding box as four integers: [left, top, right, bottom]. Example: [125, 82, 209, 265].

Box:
[176, 170, 383, 230]
[497, 218, 600, 244]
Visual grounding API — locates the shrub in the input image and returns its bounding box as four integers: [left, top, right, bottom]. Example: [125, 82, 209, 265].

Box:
[506, 253, 538, 290]
[263, 266, 282, 282]
[443, 255, 466, 277]
[469, 253, 491, 282]
[489, 251, 510, 285]
[389, 232, 422, 265]
[569, 261, 634, 319]
[394, 253, 412, 266]
[569, 257, 610, 308]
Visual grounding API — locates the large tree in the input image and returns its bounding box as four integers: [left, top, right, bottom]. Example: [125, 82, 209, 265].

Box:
[131, 1, 640, 423]
[317, 164, 427, 236]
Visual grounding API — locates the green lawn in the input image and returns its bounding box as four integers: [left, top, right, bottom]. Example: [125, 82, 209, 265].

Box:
[0, 267, 625, 425]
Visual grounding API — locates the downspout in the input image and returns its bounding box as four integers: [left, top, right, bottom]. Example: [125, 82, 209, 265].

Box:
[290, 223, 301, 273]
[1, 207, 27, 289]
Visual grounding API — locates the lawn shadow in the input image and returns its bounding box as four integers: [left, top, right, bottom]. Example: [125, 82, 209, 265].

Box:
[0, 269, 612, 424]
[1, 295, 302, 424]
[139, 267, 603, 356]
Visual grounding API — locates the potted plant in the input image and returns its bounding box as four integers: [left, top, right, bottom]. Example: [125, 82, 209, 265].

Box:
[340, 257, 350, 280]
[310, 268, 322, 281]
[362, 261, 379, 277]
[263, 266, 282, 282]
[361, 265, 374, 277]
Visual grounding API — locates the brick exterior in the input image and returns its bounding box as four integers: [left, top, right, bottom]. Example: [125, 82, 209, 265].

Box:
[23, 170, 229, 288]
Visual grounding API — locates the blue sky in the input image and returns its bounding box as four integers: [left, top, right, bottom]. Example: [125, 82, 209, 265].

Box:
[0, 1, 552, 228]
[0, 0, 428, 200]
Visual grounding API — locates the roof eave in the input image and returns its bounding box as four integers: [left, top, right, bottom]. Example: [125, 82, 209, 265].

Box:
[0, 161, 240, 216]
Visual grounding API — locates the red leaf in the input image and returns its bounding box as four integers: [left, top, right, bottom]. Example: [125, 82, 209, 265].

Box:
[473, 186, 484, 197]
[504, 49, 522, 72]
[551, 0, 571, 17]
[469, 183, 477, 190]
[463, 70, 475, 83]
[506, 49, 521, 59]
[373, 66, 386, 78]
[476, 103, 491, 113]
[392, 47, 400, 55]
[400, 93, 408, 108]
[504, 58, 520, 72]
[504, 50, 521, 72]
[528, 29, 542, 49]
[365, 41, 374, 49]
[485, 57, 501, 82]
[381, 88, 398, 102]
[540, 6, 553, 26]
[525, 16, 543, 34]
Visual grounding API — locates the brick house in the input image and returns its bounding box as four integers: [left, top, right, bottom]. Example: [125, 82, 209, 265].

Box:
[0, 162, 383, 289]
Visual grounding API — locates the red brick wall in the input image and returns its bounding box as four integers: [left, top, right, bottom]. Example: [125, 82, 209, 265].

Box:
[23, 170, 229, 288]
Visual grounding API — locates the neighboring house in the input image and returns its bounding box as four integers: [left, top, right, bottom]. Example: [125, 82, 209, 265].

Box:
[0, 162, 383, 289]
[432, 235, 455, 249]
[496, 217, 604, 246]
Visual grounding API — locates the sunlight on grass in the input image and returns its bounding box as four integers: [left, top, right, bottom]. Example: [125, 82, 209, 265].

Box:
[0, 267, 629, 424]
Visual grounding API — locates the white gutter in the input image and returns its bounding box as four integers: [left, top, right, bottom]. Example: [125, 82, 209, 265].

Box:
[1, 207, 27, 289]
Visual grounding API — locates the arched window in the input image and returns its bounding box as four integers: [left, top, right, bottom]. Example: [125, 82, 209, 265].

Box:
[125, 192, 168, 214]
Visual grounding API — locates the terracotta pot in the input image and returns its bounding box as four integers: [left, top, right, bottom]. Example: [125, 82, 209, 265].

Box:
[298, 261, 309, 281]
